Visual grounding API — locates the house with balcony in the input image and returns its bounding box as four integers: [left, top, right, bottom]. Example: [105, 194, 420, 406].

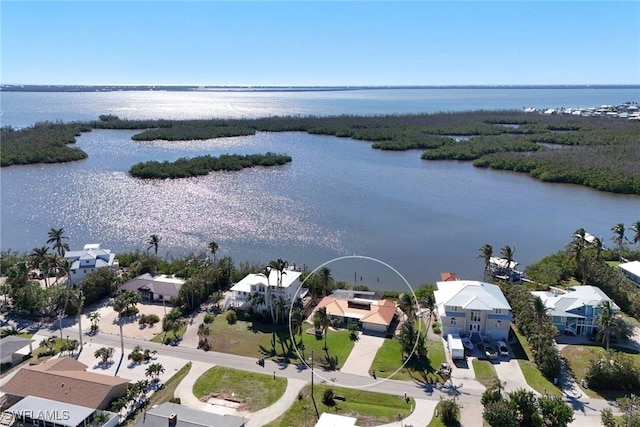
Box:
[227, 267, 304, 312]
[434, 280, 512, 341]
[64, 244, 118, 285]
[531, 285, 619, 336]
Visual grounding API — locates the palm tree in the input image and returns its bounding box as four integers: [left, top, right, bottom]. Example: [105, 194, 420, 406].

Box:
[110, 291, 140, 356]
[30, 246, 50, 286]
[477, 244, 493, 280]
[208, 241, 219, 262]
[197, 322, 210, 346]
[314, 307, 330, 350]
[145, 363, 165, 382]
[147, 234, 162, 258]
[399, 293, 417, 321]
[595, 300, 619, 351]
[47, 228, 69, 257]
[611, 223, 626, 255]
[532, 296, 550, 353]
[569, 229, 586, 282]
[56, 258, 73, 340]
[499, 245, 516, 280]
[629, 221, 640, 247]
[88, 311, 101, 334]
[269, 259, 288, 323]
[290, 307, 305, 343]
[259, 265, 274, 322]
[317, 266, 333, 297]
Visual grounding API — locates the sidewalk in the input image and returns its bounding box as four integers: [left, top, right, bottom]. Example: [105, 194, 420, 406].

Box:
[376, 398, 438, 427]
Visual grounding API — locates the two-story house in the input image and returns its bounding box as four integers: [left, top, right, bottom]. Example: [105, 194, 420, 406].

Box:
[64, 243, 118, 285]
[531, 285, 619, 336]
[434, 280, 512, 341]
[228, 267, 303, 311]
[619, 260, 640, 287]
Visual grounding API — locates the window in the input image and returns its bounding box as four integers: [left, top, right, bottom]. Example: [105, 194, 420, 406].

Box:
[450, 318, 456, 325]
[449, 306, 457, 312]
[470, 311, 481, 322]
[495, 309, 502, 314]
[259, 285, 265, 293]
[496, 320, 502, 328]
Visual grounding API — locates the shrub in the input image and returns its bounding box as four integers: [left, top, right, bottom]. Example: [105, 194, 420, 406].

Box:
[322, 388, 335, 406]
[147, 314, 160, 326]
[439, 399, 460, 423]
[203, 313, 215, 324]
[169, 397, 181, 404]
[432, 321, 441, 334]
[225, 310, 237, 324]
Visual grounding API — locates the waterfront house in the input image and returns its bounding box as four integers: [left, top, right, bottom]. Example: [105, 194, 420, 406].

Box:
[531, 285, 619, 336]
[0, 357, 128, 410]
[118, 273, 184, 303]
[619, 260, 640, 287]
[227, 267, 304, 312]
[64, 244, 118, 285]
[314, 290, 397, 334]
[434, 280, 512, 341]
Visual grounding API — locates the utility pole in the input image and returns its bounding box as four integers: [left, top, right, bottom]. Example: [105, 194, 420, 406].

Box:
[77, 290, 84, 351]
[310, 350, 319, 419]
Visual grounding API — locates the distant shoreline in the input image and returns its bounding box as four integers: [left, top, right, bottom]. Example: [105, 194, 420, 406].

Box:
[1, 84, 639, 93]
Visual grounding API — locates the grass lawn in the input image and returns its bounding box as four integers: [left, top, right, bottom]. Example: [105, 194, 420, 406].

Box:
[150, 324, 187, 344]
[511, 327, 562, 396]
[561, 344, 640, 399]
[124, 362, 191, 426]
[193, 366, 286, 412]
[370, 336, 447, 383]
[265, 384, 413, 427]
[472, 359, 498, 388]
[205, 314, 354, 369]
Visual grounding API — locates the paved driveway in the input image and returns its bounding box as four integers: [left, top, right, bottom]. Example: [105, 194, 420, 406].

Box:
[340, 333, 385, 376]
[493, 358, 538, 394]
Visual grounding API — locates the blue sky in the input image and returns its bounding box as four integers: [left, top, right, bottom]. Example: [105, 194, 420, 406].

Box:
[1, 1, 639, 86]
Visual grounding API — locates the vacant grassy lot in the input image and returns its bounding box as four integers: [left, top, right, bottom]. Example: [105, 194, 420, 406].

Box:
[203, 314, 354, 369]
[561, 344, 640, 399]
[370, 336, 447, 383]
[193, 366, 287, 412]
[265, 384, 413, 427]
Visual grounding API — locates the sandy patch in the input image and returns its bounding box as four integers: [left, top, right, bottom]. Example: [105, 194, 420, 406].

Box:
[89, 302, 170, 341]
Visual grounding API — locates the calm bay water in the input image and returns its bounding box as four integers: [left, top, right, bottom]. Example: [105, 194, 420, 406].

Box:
[1, 88, 639, 289]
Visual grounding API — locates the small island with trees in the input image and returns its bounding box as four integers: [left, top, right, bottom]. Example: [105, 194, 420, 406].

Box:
[1, 111, 639, 194]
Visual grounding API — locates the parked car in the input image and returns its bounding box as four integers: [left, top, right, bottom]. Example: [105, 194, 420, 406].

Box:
[497, 340, 509, 357]
[485, 346, 498, 360]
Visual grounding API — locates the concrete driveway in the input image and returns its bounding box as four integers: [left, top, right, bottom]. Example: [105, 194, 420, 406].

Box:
[493, 358, 538, 394]
[340, 332, 385, 376]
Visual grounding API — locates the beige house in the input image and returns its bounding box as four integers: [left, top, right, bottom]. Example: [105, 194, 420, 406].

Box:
[315, 290, 396, 334]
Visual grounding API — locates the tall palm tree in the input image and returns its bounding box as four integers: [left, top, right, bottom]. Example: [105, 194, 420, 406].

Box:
[208, 241, 219, 262]
[47, 228, 69, 257]
[147, 234, 162, 258]
[314, 307, 330, 350]
[30, 246, 50, 287]
[595, 300, 619, 351]
[317, 266, 333, 297]
[477, 244, 493, 280]
[290, 307, 305, 343]
[532, 296, 550, 353]
[56, 258, 73, 340]
[399, 293, 417, 321]
[499, 245, 516, 280]
[629, 221, 640, 247]
[269, 259, 288, 323]
[259, 266, 274, 322]
[611, 223, 626, 255]
[569, 229, 586, 283]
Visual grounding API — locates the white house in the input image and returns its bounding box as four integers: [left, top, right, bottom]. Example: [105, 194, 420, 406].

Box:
[228, 267, 303, 311]
[118, 273, 184, 303]
[434, 280, 512, 341]
[531, 285, 619, 336]
[619, 260, 640, 287]
[64, 244, 118, 285]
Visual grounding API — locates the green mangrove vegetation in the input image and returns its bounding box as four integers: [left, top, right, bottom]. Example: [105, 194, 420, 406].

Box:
[129, 153, 292, 179]
[2, 111, 638, 194]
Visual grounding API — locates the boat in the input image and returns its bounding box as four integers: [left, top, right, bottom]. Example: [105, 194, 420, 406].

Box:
[462, 337, 473, 350]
